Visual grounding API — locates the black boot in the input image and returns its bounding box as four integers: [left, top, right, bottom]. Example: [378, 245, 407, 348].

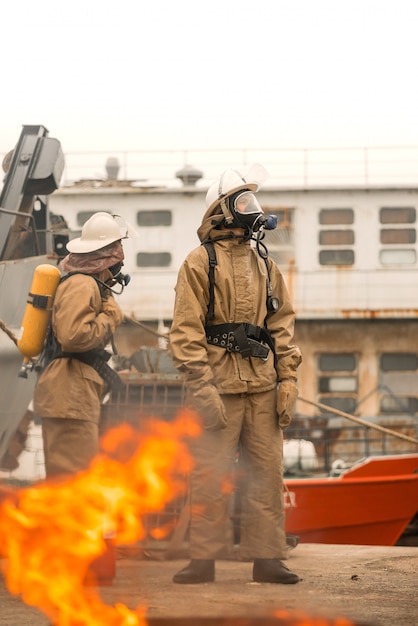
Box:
[172, 559, 215, 584]
[253, 558, 299, 584]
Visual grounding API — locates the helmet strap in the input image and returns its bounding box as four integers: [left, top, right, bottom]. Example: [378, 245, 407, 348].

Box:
[219, 197, 234, 224]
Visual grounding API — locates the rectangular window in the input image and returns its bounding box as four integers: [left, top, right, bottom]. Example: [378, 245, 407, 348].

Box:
[379, 249, 416, 265]
[319, 354, 357, 371]
[317, 353, 358, 416]
[319, 209, 354, 225]
[77, 210, 111, 226]
[319, 376, 357, 392]
[319, 249, 355, 265]
[136, 252, 172, 267]
[378, 353, 418, 415]
[380, 353, 418, 371]
[380, 229, 416, 244]
[317, 396, 358, 414]
[381, 396, 418, 414]
[136, 210, 172, 227]
[380, 207, 416, 223]
[319, 230, 355, 245]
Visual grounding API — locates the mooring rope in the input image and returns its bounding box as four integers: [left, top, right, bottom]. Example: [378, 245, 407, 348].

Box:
[0, 318, 18, 346]
[298, 396, 418, 445]
[128, 314, 169, 339]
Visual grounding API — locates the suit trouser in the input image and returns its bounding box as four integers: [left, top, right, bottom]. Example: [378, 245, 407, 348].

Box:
[188, 388, 287, 560]
[41, 417, 99, 479]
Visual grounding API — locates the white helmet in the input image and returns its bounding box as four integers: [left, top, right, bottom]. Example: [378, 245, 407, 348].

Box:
[205, 163, 269, 215]
[66, 212, 124, 253]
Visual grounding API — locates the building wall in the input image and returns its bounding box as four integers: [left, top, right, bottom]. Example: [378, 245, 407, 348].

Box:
[294, 319, 418, 420]
[50, 184, 418, 320]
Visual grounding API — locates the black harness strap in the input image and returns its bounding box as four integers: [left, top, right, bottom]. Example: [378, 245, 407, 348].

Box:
[202, 241, 217, 322]
[60, 271, 109, 298]
[39, 272, 124, 395]
[234, 323, 253, 358]
[54, 348, 125, 394]
[201, 241, 277, 363]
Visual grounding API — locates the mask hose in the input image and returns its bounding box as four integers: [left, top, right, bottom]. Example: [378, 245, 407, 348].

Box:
[255, 231, 280, 314]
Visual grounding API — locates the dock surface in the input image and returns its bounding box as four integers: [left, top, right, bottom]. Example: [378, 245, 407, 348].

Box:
[1, 544, 417, 626]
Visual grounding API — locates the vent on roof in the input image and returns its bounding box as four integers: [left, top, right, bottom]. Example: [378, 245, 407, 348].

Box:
[105, 157, 120, 180]
[175, 164, 203, 186]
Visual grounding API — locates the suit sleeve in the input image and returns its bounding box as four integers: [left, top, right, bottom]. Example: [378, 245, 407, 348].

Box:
[169, 250, 215, 388]
[268, 260, 302, 381]
[53, 275, 116, 352]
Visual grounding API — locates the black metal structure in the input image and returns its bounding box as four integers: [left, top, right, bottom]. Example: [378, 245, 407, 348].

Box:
[0, 125, 64, 261]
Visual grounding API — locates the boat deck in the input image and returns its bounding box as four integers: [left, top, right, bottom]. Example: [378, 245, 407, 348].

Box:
[1, 543, 417, 626]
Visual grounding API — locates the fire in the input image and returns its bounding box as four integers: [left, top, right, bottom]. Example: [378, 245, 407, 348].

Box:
[0, 410, 200, 626]
[274, 610, 356, 625]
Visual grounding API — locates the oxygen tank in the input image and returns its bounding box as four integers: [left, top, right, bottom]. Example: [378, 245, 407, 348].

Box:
[17, 264, 61, 362]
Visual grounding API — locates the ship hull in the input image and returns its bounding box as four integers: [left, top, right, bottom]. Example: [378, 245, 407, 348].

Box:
[284, 455, 418, 545]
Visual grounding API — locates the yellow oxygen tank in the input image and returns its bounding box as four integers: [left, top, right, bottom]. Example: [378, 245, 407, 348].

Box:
[17, 264, 61, 362]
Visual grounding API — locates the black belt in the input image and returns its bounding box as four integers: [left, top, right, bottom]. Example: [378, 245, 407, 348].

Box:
[54, 348, 125, 395]
[205, 323, 275, 361]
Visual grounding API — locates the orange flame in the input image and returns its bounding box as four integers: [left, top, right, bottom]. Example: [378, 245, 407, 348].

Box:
[274, 610, 356, 625]
[0, 410, 200, 626]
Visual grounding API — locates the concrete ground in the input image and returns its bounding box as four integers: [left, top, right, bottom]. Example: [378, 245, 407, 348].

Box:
[0, 543, 417, 626]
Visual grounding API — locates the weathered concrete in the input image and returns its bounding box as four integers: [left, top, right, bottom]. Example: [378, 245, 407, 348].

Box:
[0, 544, 417, 626]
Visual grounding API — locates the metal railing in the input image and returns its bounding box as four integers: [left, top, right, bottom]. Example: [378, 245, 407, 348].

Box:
[3, 146, 418, 188]
[285, 422, 417, 475]
[290, 267, 418, 316]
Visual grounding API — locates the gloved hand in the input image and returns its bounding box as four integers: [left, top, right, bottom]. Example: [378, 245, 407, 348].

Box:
[276, 378, 298, 430]
[102, 295, 124, 330]
[186, 384, 228, 431]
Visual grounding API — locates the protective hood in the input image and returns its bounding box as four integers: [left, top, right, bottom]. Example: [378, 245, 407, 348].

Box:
[60, 240, 125, 274]
[197, 201, 229, 242]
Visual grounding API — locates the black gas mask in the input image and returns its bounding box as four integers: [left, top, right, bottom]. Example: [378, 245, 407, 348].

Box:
[228, 190, 278, 234]
[108, 261, 131, 292]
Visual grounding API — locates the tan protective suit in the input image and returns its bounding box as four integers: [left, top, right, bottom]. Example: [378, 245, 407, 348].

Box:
[33, 270, 123, 476]
[170, 208, 301, 560]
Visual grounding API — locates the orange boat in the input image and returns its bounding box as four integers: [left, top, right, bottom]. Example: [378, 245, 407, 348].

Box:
[284, 453, 418, 546]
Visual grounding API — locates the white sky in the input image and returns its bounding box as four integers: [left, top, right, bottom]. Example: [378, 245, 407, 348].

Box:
[2, 0, 418, 159]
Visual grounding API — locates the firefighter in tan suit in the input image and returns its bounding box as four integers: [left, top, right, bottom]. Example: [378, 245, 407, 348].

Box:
[170, 164, 302, 585]
[34, 213, 127, 478]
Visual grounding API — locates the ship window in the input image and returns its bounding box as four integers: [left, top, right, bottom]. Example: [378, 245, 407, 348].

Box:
[77, 210, 111, 226]
[317, 353, 358, 416]
[379, 353, 418, 416]
[319, 230, 355, 245]
[136, 210, 172, 227]
[379, 249, 416, 265]
[136, 252, 172, 267]
[319, 354, 356, 371]
[380, 353, 418, 371]
[380, 396, 418, 414]
[317, 396, 357, 415]
[319, 377, 357, 392]
[380, 207, 416, 223]
[380, 229, 416, 244]
[319, 209, 354, 225]
[319, 249, 355, 265]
